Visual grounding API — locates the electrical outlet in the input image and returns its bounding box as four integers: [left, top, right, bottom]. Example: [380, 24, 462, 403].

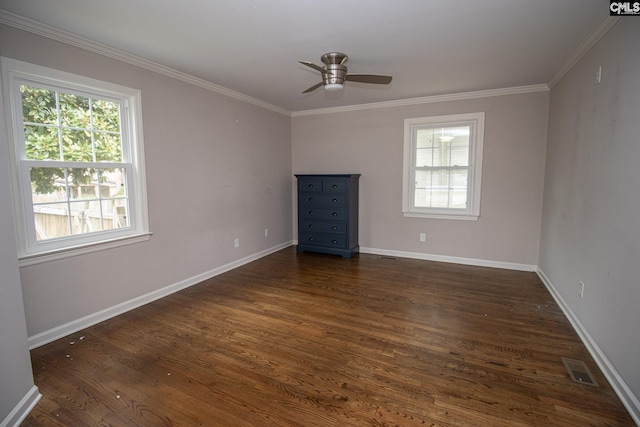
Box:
[579, 281, 585, 298]
[419, 233, 426, 242]
[234, 238, 240, 248]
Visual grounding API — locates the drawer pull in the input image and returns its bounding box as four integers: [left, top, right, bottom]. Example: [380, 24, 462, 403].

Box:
[332, 198, 337, 203]
[309, 197, 314, 202]
[308, 224, 314, 228]
[332, 240, 338, 244]
[309, 237, 314, 241]
[309, 210, 315, 215]
[332, 184, 338, 188]
[332, 226, 337, 230]
[331, 212, 338, 216]
[308, 184, 314, 188]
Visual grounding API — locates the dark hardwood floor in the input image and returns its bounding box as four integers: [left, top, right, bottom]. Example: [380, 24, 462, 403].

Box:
[21, 247, 634, 426]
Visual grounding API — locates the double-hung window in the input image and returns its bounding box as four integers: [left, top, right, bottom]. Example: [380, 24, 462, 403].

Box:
[402, 112, 484, 220]
[1, 58, 149, 262]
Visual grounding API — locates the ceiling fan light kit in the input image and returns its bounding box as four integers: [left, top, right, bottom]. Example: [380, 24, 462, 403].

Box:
[299, 52, 392, 94]
[324, 83, 344, 91]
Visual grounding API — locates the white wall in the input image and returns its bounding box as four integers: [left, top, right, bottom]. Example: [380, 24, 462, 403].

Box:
[0, 24, 293, 340]
[293, 91, 549, 268]
[539, 18, 640, 409]
[0, 82, 39, 424]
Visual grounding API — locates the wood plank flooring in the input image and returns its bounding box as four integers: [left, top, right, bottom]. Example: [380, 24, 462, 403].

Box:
[21, 248, 634, 426]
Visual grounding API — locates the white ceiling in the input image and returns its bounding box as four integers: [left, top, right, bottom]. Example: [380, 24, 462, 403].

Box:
[0, 0, 607, 113]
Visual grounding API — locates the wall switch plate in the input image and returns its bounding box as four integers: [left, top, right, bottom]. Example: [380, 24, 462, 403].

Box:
[579, 281, 585, 298]
[419, 233, 426, 242]
[234, 238, 240, 248]
[265, 228, 269, 238]
[596, 66, 602, 84]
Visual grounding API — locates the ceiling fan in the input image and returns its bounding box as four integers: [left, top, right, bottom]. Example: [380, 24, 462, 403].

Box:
[299, 52, 392, 93]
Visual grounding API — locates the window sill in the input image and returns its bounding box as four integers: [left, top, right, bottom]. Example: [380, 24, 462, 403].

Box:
[18, 232, 152, 267]
[403, 212, 479, 221]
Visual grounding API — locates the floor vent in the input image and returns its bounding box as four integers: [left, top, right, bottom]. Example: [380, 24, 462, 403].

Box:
[378, 256, 398, 260]
[562, 357, 598, 387]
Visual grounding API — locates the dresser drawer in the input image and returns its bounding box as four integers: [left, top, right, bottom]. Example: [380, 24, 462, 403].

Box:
[297, 178, 323, 193]
[322, 179, 348, 193]
[299, 233, 346, 248]
[299, 208, 346, 221]
[300, 220, 345, 234]
[299, 194, 347, 208]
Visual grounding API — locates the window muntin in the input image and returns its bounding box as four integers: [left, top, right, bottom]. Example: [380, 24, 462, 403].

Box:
[403, 113, 484, 220]
[2, 58, 149, 259]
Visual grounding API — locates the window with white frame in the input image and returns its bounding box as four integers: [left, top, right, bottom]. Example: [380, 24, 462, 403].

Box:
[402, 112, 484, 220]
[1, 58, 149, 261]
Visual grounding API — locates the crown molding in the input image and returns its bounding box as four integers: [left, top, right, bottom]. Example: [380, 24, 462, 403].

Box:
[0, 10, 291, 117]
[1, 8, 614, 119]
[547, 16, 620, 89]
[291, 84, 549, 117]
[293, 14, 620, 120]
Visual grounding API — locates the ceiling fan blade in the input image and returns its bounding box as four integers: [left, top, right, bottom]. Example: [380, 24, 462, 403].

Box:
[346, 74, 392, 84]
[299, 61, 332, 75]
[302, 82, 324, 93]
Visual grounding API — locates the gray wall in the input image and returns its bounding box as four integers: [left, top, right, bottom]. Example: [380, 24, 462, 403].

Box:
[0, 23, 293, 339]
[2, 13, 639, 423]
[293, 92, 549, 267]
[0, 85, 37, 423]
[539, 19, 640, 401]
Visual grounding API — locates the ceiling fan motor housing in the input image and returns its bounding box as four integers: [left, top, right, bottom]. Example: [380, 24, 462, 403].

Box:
[321, 52, 348, 64]
[323, 64, 347, 85]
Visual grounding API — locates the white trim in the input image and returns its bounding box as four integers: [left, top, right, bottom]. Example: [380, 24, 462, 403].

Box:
[127, 90, 150, 235]
[18, 232, 152, 267]
[292, 242, 535, 271]
[292, 85, 549, 117]
[27, 241, 293, 349]
[0, 8, 617, 117]
[0, 10, 290, 117]
[536, 268, 640, 425]
[0, 10, 551, 118]
[402, 212, 478, 221]
[402, 112, 484, 220]
[547, 17, 620, 89]
[0, 385, 41, 427]
[22, 241, 640, 423]
[359, 246, 537, 272]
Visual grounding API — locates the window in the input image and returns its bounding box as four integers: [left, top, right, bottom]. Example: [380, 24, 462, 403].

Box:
[1, 58, 149, 262]
[402, 112, 484, 220]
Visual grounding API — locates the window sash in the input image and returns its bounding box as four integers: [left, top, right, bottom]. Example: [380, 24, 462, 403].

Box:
[17, 80, 129, 163]
[20, 160, 135, 246]
[410, 122, 474, 212]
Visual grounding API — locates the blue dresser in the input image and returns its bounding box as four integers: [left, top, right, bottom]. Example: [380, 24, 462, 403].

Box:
[295, 174, 360, 258]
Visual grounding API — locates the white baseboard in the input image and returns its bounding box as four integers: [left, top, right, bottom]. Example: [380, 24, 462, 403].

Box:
[360, 246, 537, 272]
[1, 386, 41, 427]
[28, 241, 293, 349]
[537, 268, 640, 425]
[24, 242, 638, 424]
